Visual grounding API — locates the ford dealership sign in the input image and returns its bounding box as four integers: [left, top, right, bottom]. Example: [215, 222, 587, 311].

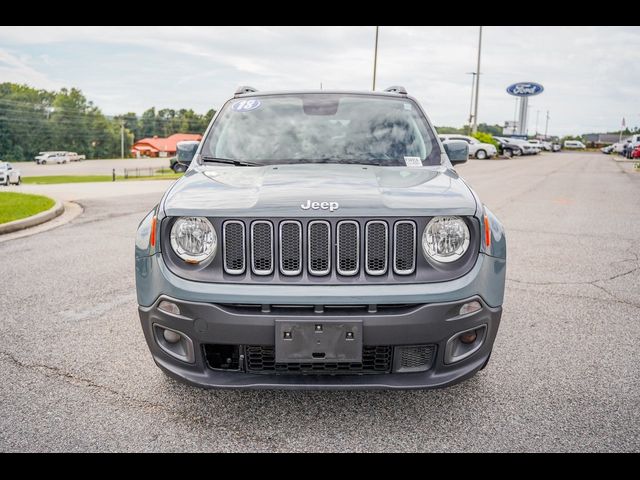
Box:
[506, 82, 544, 97]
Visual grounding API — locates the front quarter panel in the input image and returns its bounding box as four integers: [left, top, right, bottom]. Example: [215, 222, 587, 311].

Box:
[482, 205, 506, 259]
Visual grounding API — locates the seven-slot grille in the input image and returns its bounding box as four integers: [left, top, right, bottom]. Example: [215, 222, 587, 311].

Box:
[222, 219, 417, 277]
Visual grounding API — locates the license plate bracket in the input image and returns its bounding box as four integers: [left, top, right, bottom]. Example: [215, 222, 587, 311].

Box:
[275, 320, 363, 363]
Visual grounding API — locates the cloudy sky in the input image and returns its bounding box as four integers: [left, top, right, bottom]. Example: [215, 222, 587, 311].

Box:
[0, 26, 638, 135]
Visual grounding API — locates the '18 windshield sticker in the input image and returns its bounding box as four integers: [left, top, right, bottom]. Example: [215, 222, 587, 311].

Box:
[232, 99, 261, 112]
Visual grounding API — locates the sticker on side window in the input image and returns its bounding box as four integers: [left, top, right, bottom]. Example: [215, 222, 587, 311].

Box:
[231, 99, 261, 112]
[404, 156, 423, 167]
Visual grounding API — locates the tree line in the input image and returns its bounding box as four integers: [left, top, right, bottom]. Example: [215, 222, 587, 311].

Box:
[0, 83, 215, 161]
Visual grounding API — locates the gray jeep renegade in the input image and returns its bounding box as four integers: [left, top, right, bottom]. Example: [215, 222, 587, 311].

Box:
[135, 86, 506, 389]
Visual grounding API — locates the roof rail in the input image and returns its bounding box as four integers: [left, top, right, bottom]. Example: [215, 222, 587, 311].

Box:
[383, 86, 408, 95]
[234, 86, 258, 96]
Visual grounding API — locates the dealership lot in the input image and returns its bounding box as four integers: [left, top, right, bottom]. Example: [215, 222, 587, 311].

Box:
[0, 152, 639, 452]
[16, 157, 171, 177]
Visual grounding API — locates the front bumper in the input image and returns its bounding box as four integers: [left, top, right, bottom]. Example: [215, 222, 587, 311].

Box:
[136, 252, 505, 389]
[139, 295, 501, 389]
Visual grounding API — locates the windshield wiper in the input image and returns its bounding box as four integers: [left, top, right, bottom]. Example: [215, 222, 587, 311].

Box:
[201, 156, 263, 167]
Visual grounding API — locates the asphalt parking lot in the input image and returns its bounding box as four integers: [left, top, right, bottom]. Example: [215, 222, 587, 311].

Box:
[1, 152, 639, 452]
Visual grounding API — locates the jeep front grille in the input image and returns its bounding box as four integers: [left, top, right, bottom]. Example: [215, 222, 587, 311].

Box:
[228, 219, 416, 278]
[279, 221, 302, 275]
[223, 221, 246, 274]
[308, 221, 330, 275]
[250, 221, 273, 275]
[365, 221, 388, 275]
[393, 221, 416, 274]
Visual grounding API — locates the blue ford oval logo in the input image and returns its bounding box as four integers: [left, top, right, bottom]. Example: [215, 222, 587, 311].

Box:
[506, 82, 544, 97]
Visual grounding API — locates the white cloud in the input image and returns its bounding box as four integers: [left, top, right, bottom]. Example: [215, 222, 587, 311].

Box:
[0, 26, 638, 135]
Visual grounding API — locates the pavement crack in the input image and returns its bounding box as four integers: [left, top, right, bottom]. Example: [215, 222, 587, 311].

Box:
[0, 350, 165, 411]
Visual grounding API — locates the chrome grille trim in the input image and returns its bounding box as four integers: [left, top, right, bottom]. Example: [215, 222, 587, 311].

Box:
[222, 220, 246, 275]
[308, 220, 331, 276]
[365, 220, 388, 276]
[393, 220, 417, 275]
[279, 220, 303, 276]
[337, 220, 360, 276]
[250, 220, 274, 275]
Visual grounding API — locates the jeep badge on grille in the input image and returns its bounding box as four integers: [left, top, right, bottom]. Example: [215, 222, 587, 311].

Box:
[300, 200, 340, 212]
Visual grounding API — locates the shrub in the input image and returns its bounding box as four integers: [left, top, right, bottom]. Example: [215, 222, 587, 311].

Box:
[472, 132, 498, 148]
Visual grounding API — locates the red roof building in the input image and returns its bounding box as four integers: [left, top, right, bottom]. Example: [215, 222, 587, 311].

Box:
[131, 133, 202, 158]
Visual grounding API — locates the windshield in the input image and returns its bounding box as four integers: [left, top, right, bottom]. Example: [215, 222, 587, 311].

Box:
[201, 94, 441, 166]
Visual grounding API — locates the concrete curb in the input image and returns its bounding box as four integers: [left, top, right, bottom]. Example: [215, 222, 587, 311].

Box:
[0, 199, 64, 235]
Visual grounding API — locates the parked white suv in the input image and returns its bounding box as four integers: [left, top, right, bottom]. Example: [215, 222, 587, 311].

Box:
[563, 140, 586, 149]
[438, 134, 497, 159]
[528, 139, 552, 151]
[35, 152, 69, 164]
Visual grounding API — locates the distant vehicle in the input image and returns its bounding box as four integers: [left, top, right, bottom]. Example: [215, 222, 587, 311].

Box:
[170, 140, 200, 172]
[438, 134, 497, 160]
[493, 137, 523, 157]
[632, 145, 640, 159]
[0, 162, 21, 186]
[600, 145, 614, 154]
[528, 139, 552, 151]
[551, 143, 561, 152]
[497, 137, 538, 155]
[67, 152, 86, 162]
[611, 141, 627, 154]
[35, 152, 68, 164]
[563, 140, 586, 149]
[510, 138, 542, 155]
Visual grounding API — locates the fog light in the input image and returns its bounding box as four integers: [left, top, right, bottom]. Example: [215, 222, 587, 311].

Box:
[163, 329, 182, 344]
[459, 300, 481, 316]
[460, 331, 478, 344]
[159, 300, 180, 315]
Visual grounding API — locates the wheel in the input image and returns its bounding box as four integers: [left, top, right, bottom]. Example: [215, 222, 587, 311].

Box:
[15, 176, 21, 186]
[41, 160, 47, 165]
[475, 149, 487, 160]
[63, 160, 67, 164]
[513, 149, 522, 157]
[504, 148, 513, 158]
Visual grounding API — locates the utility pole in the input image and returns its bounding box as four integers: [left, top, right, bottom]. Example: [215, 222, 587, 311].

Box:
[120, 120, 125, 159]
[372, 26, 379, 91]
[544, 110, 550, 139]
[471, 26, 483, 135]
[535, 110, 540, 136]
[466, 72, 477, 135]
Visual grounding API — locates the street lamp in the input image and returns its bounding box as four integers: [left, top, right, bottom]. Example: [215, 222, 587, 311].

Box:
[466, 72, 477, 134]
[372, 26, 380, 91]
[471, 26, 483, 135]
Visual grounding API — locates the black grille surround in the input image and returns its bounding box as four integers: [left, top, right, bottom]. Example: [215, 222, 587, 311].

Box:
[245, 345, 393, 374]
[160, 216, 481, 285]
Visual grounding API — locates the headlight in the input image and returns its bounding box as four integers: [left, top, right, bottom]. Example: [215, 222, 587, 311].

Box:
[422, 216, 470, 263]
[170, 217, 217, 264]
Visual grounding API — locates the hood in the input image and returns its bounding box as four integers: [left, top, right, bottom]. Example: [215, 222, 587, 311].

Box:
[162, 164, 477, 217]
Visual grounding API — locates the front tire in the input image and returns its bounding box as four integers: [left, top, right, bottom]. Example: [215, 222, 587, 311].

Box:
[513, 149, 522, 157]
[475, 149, 487, 160]
[41, 160, 47, 165]
[504, 148, 513, 158]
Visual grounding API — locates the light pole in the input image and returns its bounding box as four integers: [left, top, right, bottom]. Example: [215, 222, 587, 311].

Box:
[466, 72, 477, 135]
[372, 26, 379, 91]
[471, 26, 483, 134]
[535, 110, 540, 136]
[544, 110, 550, 139]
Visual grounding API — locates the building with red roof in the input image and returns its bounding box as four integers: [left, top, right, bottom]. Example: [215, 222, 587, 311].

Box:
[131, 133, 202, 158]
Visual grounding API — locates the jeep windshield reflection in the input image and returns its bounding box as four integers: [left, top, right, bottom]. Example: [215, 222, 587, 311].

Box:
[200, 94, 441, 167]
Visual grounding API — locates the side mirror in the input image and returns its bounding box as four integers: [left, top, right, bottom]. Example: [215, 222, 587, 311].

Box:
[443, 140, 469, 165]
